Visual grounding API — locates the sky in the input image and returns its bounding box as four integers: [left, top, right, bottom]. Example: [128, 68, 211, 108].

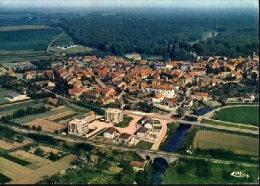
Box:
[1, 0, 259, 9]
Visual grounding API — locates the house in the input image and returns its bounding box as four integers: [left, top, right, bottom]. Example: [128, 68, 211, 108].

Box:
[47, 81, 55, 90]
[182, 97, 193, 108]
[165, 97, 178, 108]
[45, 70, 55, 79]
[68, 86, 85, 98]
[136, 127, 149, 137]
[152, 93, 164, 103]
[118, 133, 131, 144]
[143, 84, 175, 98]
[5, 92, 30, 102]
[5, 69, 15, 77]
[130, 161, 147, 172]
[89, 155, 99, 163]
[103, 127, 117, 139]
[23, 71, 33, 80]
[241, 95, 255, 102]
[105, 108, 123, 124]
[191, 92, 210, 101]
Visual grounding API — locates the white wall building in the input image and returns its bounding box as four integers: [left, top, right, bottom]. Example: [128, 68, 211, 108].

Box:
[144, 84, 175, 98]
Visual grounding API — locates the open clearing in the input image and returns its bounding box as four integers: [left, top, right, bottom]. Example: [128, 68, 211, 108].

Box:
[0, 139, 32, 150]
[212, 106, 259, 126]
[25, 118, 66, 132]
[193, 130, 259, 156]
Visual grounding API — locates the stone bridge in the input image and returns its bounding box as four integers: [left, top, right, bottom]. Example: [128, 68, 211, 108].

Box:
[136, 151, 179, 164]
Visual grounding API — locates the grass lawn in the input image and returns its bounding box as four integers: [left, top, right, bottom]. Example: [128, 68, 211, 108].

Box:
[51, 32, 74, 46]
[0, 87, 13, 105]
[135, 140, 153, 150]
[201, 119, 258, 131]
[0, 173, 12, 184]
[115, 116, 133, 128]
[162, 158, 259, 184]
[212, 106, 259, 126]
[153, 120, 161, 124]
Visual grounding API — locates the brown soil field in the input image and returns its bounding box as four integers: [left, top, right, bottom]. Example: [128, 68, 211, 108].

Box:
[9, 150, 52, 170]
[193, 130, 259, 156]
[44, 110, 75, 121]
[25, 118, 66, 132]
[50, 105, 65, 111]
[0, 157, 33, 180]
[0, 139, 32, 150]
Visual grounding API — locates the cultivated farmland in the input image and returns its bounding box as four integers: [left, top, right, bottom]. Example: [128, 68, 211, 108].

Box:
[0, 139, 32, 150]
[193, 130, 259, 156]
[0, 29, 61, 51]
[43, 110, 75, 121]
[25, 118, 67, 132]
[212, 106, 259, 126]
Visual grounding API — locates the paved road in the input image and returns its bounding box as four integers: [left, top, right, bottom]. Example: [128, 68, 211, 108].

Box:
[46, 30, 64, 54]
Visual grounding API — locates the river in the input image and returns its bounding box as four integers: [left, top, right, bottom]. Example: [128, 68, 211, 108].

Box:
[151, 124, 191, 184]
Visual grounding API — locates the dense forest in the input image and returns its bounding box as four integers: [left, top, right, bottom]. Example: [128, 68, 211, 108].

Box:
[53, 8, 258, 59]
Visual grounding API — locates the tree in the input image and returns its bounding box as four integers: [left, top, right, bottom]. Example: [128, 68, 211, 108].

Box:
[116, 163, 135, 184]
[32, 125, 37, 130]
[49, 151, 59, 161]
[135, 170, 150, 184]
[16, 135, 24, 143]
[34, 147, 45, 157]
[36, 125, 42, 131]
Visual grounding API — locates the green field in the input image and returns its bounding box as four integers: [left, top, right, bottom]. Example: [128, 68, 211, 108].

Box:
[135, 140, 153, 150]
[0, 101, 45, 115]
[51, 32, 74, 46]
[0, 28, 61, 51]
[14, 107, 71, 124]
[212, 106, 259, 126]
[115, 116, 133, 128]
[0, 173, 12, 184]
[162, 158, 259, 184]
[0, 50, 55, 63]
[0, 87, 12, 105]
[201, 119, 259, 131]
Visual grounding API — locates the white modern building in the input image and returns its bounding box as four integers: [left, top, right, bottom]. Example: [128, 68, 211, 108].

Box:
[68, 111, 95, 136]
[105, 108, 123, 124]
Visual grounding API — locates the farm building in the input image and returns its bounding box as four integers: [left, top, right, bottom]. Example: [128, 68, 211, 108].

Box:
[5, 92, 30, 102]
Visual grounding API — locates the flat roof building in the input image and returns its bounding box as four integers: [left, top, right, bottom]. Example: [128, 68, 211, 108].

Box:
[105, 108, 123, 124]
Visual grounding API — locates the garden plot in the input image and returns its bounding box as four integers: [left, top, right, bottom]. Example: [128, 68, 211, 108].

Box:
[25, 118, 66, 132]
[14, 107, 71, 124]
[9, 150, 52, 170]
[43, 110, 75, 121]
[0, 139, 32, 150]
[193, 130, 259, 156]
